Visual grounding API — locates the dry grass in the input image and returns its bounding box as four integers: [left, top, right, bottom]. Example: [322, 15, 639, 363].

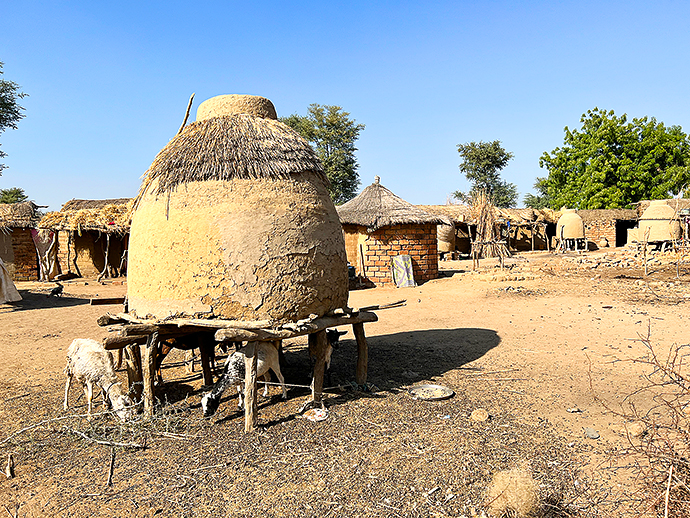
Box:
[0, 342, 596, 518]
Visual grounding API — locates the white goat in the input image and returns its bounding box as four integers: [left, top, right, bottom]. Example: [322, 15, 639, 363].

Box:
[201, 341, 287, 417]
[64, 338, 133, 420]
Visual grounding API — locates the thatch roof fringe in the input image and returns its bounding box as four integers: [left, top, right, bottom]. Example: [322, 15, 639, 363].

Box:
[137, 114, 326, 203]
[0, 201, 41, 230]
[39, 198, 133, 234]
[337, 179, 447, 231]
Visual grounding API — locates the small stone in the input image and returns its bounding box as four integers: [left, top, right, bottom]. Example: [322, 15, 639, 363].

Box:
[566, 407, 583, 413]
[470, 408, 490, 422]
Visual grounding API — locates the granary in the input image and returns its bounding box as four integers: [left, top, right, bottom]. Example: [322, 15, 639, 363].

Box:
[627, 199, 685, 245]
[337, 177, 445, 285]
[106, 94, 377, 428]
[128, 95, 347, 322]
[0, 201, 41, 281]
[39, 198, 132, 279]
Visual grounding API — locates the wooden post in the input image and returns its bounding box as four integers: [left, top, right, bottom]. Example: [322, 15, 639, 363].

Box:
[311, 330, 328, 404]
[353, 322, 368, 385]
[124, 344, 143, 403]
[531, 223, 535, 251]
[244, 341, 258, 432]
[198, 334, 215, 386]
[142, 332, 158, 418]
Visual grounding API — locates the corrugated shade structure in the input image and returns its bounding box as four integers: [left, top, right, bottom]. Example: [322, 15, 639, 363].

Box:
[0, 201, 40, 230]
[337, 177, 446, 231]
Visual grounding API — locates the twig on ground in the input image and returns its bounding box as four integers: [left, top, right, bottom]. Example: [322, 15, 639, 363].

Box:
[106, 447, 116, 486]
[62, 426, 145, 449]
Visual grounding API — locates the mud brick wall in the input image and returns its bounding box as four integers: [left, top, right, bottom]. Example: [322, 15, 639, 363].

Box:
[8, 229, 38, 281]
[56, 231, 79, 276]
[343, 223, 438, 285]
[584, 219, 616, 247]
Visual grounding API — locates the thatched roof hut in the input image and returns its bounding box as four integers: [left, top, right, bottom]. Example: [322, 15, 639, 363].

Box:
[128, 94, 348, 322]
[338, 178, 446, 231]
[38, 199, 133, 279]
[0, 202, 42, 281]
[39, 198, 133, 235]
[337, 178, 443, 285]
[0, 201, 41, 231]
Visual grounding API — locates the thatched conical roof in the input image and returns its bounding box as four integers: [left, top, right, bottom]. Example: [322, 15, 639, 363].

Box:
[0, 201, 41, 230]
[137, 114, 325, 201]
[337, 177, 446, 231]
[39, 198, 133, 234]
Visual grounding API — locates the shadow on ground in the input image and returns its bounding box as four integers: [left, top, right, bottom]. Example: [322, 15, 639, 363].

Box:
[1, 291, 89, 312]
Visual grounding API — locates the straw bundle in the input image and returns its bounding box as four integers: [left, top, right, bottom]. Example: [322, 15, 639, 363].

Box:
[469, 190, 510, 259]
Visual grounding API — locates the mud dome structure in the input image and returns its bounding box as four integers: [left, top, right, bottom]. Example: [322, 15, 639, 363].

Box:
[127, 94, 348, 323]
[634, 200, 682, 243]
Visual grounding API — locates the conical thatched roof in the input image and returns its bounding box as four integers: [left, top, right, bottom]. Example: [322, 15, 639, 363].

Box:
[0, 201, 41, 230]
[137, 114, 325, 201]
[337, 177, 446, 231]
[39, 198, 133, 234]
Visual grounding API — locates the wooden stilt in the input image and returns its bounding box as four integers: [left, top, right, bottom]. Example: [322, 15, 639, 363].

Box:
[244, 341, 258, 432]
[198, 335, 215, 386]
[124, 344, 143, 403]
[353, 322, 368, 385]
[311, 330, 328, 404]
[142, 332, 158, 418]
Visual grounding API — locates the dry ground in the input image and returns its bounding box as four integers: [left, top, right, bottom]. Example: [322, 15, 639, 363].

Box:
[1, 249, 689, 517]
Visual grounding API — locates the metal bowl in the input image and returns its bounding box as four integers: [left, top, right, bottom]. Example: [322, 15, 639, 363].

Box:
[408, 384, 455, 401]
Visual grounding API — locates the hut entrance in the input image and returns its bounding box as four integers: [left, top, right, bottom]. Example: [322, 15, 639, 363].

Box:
[615, 220, 637, 247]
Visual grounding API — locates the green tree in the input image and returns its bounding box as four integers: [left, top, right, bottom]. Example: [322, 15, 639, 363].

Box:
[523, 177, 551, 209]
[0, 187, 28, 203]
[453, 140, 518, 207]
[539, 108, 690, 209]
[0, 62, 27, 174]
[281, 104, 365, 204]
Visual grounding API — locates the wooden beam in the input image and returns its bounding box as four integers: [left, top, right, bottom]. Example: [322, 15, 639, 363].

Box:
[244, 342, 258, 433]
[90, 297, 126, 306]
[214, 312, 378, 342]
[103, 334, 147, 350]
[353, 322, 369, 385]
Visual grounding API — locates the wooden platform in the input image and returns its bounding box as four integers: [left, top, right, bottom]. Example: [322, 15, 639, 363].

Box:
[98, 310, 378, 431]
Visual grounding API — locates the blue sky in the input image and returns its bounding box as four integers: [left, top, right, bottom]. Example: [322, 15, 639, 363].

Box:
[2, 0, 690, 211]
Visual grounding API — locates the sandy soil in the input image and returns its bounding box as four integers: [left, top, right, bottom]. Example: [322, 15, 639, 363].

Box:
[1, 249, 688, 517]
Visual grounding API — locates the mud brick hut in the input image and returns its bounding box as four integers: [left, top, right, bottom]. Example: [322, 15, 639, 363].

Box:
[39, 198, 132, 279]
[337, 177, 445, 285]
[575, 209, 638, 248]
[0, 201, 41, 281]
[128, 94, 348, 322]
